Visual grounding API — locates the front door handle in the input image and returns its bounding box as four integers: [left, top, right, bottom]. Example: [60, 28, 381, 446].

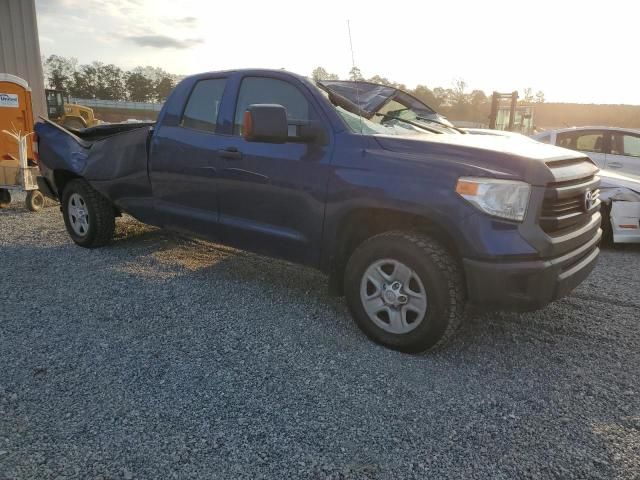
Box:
[219, 147, 242, 160]
[608, 161, 623, 169]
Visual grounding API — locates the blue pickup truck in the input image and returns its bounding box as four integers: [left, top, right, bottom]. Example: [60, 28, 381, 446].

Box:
[35, 69, 602, 352]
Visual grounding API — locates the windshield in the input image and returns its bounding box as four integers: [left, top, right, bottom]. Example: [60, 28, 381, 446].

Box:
[336, 106, 425, 136]
[374, 98, 459, 133]
[318, 87, 427, 136]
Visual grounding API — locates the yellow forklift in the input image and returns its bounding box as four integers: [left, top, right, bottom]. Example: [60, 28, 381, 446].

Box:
[488, 91, 535, 135]
[45, 89, 102, 129]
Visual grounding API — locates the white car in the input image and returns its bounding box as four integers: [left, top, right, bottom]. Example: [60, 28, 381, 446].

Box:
[533, 127, 640, 179]
[463, 128, 539, 141]
[599, 170, 640, 243]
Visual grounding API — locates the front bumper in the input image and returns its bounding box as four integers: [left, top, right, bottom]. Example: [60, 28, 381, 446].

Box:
[464, 228, 602, 311]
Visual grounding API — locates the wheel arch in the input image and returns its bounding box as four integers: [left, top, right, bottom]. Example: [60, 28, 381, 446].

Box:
[53, 169, 82, 198]
[327, 207, 464, 296]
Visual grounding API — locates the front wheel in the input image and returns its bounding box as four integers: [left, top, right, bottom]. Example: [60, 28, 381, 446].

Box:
[344, 231, 466, 353]
[25, 190, 45, 212]
[61, 179, 115, 248]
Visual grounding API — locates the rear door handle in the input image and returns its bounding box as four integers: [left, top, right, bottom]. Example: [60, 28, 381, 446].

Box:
[218, 147, 242, 160]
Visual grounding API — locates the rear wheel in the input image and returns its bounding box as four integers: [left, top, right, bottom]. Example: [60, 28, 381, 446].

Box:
[0, 189, 10, 208]
[61, 179, 115, 247]
[25, 190, 45, 212]
[344, 231, 466, 353]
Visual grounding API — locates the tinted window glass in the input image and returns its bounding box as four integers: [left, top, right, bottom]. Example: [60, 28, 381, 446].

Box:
[234, 77, 310, 135]
[181, 79, 227, 132]
[556, 131, 604, 153]
[611, 133, 640, 157]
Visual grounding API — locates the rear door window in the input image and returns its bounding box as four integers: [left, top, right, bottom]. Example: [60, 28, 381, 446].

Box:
[181, 78, 227, 132]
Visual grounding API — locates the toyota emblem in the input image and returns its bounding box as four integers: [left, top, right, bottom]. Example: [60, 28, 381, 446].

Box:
[584, 190, 595, 211]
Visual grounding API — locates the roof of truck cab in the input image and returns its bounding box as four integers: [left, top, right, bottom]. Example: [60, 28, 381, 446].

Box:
[184, 69, 310, 82]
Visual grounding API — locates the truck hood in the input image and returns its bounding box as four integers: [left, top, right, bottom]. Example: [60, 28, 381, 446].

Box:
[374, 133, 593, 185]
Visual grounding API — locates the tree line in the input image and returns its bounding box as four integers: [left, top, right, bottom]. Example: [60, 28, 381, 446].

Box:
[43, 55, 179, 103]
[43, 55, 546, 121]
[312, 66, 545, 124]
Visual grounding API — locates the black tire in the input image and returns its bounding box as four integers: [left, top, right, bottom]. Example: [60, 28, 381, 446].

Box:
[344, 231, 466, 353]
[25, 190, 45, 212]
[61, 179, 115, 248]
[0, 189, 10, 208]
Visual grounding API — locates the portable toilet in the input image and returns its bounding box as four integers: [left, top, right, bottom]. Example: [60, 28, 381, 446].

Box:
[0, 73, 35, 164]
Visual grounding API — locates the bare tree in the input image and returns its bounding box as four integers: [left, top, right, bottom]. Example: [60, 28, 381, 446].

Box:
[349, 66, 364, 81]
[452, 78, 467, 106]
[522, 87, 535, 103]
[311, 66, 339, 81]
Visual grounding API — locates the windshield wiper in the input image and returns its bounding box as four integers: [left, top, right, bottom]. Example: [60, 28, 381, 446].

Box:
[374, 113, 443, 134]
[415, 116, 467, 134]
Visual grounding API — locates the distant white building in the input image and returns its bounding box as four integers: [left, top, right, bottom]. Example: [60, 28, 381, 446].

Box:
[0, 0, 47, 119]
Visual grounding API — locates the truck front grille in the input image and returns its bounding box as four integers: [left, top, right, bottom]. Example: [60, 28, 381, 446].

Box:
[541, 160, 600, 236]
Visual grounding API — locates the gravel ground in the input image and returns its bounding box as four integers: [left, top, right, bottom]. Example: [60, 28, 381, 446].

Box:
[1, 194, 639, 480]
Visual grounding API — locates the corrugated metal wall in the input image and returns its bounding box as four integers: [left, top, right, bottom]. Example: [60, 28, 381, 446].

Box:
[0, 0, 47, 120]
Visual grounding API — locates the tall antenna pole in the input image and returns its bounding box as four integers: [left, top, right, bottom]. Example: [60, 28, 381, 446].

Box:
[347, 20, 364, 134]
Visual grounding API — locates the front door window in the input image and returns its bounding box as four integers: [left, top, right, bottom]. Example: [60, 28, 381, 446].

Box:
[556, 131, 605, 154]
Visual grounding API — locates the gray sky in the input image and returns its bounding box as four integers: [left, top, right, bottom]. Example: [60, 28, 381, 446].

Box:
[35, 0, 639, 104]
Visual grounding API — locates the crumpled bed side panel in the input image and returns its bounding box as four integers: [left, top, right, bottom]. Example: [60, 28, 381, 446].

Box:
[83, 127, 150, 181]
[34, 121, 89, 174]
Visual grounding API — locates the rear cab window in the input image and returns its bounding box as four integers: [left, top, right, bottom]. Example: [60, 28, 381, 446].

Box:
[181, 78, 227, 133]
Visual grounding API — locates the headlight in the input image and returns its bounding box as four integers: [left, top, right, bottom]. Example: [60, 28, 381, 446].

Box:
[456, 177, 531, 222]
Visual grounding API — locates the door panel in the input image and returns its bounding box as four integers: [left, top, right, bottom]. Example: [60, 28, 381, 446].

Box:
[215, 76, 332, 265]
[215, 136, 331, 264]
[150, 78, 227, 238]
[606, 132, 640, 178]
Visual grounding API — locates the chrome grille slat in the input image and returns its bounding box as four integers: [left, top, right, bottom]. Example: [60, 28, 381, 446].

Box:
[541, 160, 601, 235]
[546, 177, 600, 200]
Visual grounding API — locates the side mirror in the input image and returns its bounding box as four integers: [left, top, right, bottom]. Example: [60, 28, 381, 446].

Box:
[243, 104, 288, 143]
[296, 122, 328, 145]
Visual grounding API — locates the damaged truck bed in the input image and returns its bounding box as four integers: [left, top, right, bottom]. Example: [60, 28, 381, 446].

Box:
[36, 120, 156, 218]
